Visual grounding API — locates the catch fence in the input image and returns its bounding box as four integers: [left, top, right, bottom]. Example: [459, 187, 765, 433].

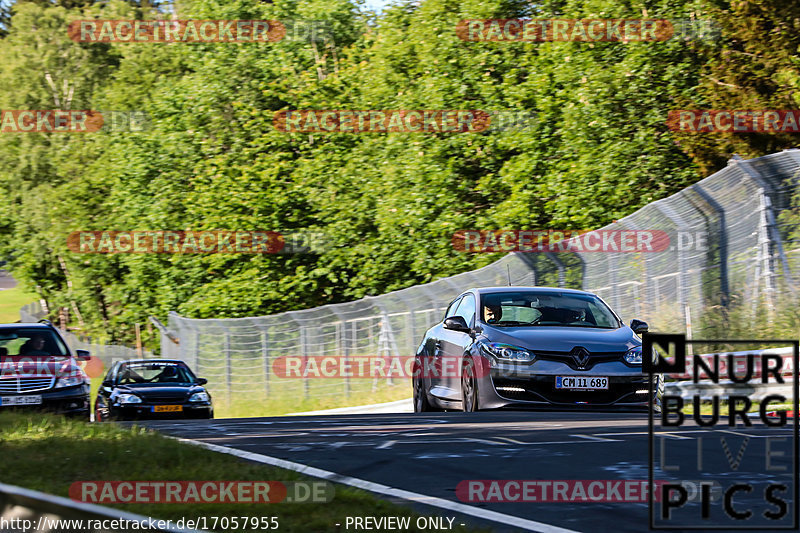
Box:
[149, 150, 800, 405]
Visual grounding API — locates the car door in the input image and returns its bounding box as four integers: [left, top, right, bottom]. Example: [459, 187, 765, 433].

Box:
[436, 293, 476, 400]
[426, 296, 461, 398]
[95, 362, 118, 421]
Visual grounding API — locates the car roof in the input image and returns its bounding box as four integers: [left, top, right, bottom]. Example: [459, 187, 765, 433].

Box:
[0, 323, 54, 328]
[466, 286, 595, 296]
[117, 359, 186, 365]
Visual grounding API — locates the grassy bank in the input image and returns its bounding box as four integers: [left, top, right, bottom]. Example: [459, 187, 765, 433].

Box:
[0, 286, 35, 323]
[0, 412, 487, 533]
[212, 382, 411, 418]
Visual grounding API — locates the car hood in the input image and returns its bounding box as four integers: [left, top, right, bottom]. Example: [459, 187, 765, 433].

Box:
[114, 384, 204, 399]
[479, 325, 640, 352]
[0, 356, 76, 378]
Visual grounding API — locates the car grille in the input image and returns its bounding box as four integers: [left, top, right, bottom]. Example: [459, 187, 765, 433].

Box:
[533, 350, 628, 371]
[144, 395, 188, 403]
[0, 377, 55, 393]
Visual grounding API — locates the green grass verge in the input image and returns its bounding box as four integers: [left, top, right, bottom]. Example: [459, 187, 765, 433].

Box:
[213, 382, 411, 418]
[0, 412, 488, 533]
[87, 376, 410, 418]
[0, 286, 35, 323]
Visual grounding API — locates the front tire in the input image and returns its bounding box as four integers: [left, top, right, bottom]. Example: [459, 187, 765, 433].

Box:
[461, 358, 479, 412]
[413, 376, 436, 412]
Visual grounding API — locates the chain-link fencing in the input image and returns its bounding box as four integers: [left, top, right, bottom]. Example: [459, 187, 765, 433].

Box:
[147, 150, 800, 408]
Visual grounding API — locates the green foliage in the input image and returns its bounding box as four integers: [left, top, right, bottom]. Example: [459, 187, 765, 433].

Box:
[0, 0, 794, 343]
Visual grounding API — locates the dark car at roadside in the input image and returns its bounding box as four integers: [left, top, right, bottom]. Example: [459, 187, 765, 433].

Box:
[95, 359, 213, 421]
[0, 322, 91, 419]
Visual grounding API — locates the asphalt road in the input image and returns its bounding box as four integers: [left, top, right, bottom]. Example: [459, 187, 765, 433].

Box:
[138, 411, 797, 533]
[0, 270, 16, 290]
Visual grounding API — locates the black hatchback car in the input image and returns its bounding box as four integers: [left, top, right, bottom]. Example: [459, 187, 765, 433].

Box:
[95, 359, 213, 421]
[413, 287, 663, 412]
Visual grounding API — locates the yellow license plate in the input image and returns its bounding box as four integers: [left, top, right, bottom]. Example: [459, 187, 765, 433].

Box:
[153, 405, 183, 413]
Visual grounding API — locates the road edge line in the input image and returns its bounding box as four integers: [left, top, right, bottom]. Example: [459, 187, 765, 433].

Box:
[171, 436, 580, 533]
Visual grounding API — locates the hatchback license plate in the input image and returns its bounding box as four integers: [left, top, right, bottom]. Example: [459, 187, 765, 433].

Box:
[152, 405, 183, 413]
[0, 395, 43, 406]
[555, 376, 608, 390]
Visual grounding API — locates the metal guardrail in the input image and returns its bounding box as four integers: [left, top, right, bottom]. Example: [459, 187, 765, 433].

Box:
[0, 482, 204, 533]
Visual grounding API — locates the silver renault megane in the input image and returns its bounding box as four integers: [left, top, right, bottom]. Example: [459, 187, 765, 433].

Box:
[412, 287, 663, 412]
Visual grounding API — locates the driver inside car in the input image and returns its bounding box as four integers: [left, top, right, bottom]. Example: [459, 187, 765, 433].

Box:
[151, 365, 180, 383]
[483, 304, 502, 324]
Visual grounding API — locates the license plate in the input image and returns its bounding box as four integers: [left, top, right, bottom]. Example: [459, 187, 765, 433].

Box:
[0, 395, 43, 406]
[152, 405, 183, 413]
[555, 376, 608, 390]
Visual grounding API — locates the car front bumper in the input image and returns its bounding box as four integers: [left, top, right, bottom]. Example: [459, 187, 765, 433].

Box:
[109, 402, 213, 420]
[478, 359, 663, 411]
[0, 383, 90, 417]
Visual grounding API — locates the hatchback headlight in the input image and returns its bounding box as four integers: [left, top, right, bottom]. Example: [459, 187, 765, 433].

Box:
[625, 346, 658, 365]
[54, 374, 85, 389]
[188, 391, 210, 402]
[624, 347, 643, 364]
[117, 393, 142, 404]
[481, 342, 535, 362]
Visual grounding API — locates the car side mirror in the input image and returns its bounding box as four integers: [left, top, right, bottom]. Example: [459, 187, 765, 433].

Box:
[75, 349, 91, 361]
[196, 377, 208, 385]
[101, 379, 112, 387]
[443, 316, 470, 333]
[630, 319, 649, 334]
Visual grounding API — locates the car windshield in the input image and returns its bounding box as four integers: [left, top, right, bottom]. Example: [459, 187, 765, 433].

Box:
[0, 327, 69, 358]
[480, 291, 620, 329]
[116, 362, 196, 385]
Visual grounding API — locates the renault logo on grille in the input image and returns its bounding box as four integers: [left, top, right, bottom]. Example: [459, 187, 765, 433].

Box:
[570, 347, 590, 369]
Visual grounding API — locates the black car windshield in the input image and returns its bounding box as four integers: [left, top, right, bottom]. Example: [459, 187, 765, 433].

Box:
[0, 327, 69, 357]
[116, 362, 196, 385]
[480, 291, 620, 329]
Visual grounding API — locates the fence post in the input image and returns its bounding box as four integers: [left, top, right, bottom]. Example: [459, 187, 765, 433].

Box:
[194, 330, 201, 375]
[301, 327, 309, 400]
[346, 321, 352, 398]
[261, 330, 269, 398]
[759, 194, 777, 320]
[223, 333, 232, 402]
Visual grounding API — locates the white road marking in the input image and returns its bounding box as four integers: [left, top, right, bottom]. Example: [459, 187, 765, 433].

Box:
[173, 437, 581, 533]
[571, 434, 622, 442]
[376, 440, 396, 449]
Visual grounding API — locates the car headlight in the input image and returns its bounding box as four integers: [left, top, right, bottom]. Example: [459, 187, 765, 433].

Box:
[481, 342, 535, 362]
[116, 393, 142, 404]
[188, 391, 210, 402]
[54, 374, 85, 388]
[624, 346, 642, 364]
[625, 346, 658, 365]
